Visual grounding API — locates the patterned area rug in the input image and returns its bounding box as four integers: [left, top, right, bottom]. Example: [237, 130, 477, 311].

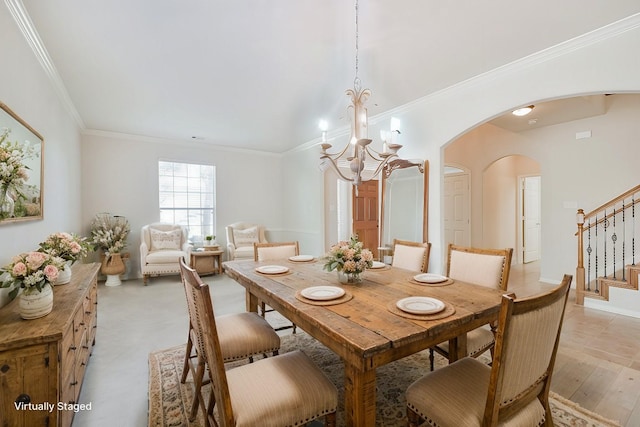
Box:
[148, 332, 621, 427]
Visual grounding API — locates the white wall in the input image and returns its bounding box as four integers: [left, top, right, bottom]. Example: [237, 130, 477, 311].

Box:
[0, 6, 83, 307]
[280, 146, 325, 255]
[81, 132, 285, 278]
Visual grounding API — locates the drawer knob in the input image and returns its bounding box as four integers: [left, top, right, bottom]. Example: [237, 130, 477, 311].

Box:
[1, 364, 9, 373]
[15, 394, 30, 404]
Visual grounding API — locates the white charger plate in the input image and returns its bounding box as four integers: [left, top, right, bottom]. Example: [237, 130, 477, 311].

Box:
[289, 254, 314, 262]
[370, 261, 386, 269]
[300, 286, 346, 301]
[413, 273, 448, 284]
[396, 297, 445, 314]
[255, 265, 289, 275]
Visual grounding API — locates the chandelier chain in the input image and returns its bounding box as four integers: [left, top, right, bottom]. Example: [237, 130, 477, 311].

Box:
[354, 0, 360, 89]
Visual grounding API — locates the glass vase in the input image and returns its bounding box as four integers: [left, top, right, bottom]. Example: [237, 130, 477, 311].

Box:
[337, 270, 363, 284]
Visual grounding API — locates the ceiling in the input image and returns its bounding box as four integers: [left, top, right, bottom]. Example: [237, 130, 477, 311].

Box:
[15, 0, 640, 153]
[487, 95, 610, 133]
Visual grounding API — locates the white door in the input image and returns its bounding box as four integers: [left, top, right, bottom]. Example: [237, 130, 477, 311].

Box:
[522, 176, 541, 263]
[444, 173, 470, 248]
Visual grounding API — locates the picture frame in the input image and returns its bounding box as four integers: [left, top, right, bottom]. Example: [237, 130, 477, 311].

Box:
[0, 102, 44, 224]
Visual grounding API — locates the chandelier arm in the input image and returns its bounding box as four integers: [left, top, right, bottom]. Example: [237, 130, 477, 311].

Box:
[363, 146, 390, 161]
[324, 141, 353, 160]
[369, 156, 397, 180]
[320, 156, 356, 183]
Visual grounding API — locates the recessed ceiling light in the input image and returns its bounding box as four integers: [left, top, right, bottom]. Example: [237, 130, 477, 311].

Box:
[512, 105, 535, 116]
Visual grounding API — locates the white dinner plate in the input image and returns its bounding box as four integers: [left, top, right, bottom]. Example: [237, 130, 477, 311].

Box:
[370, 261, 386, 269]
[300, 286, 346, 301]
[255, 265, 289, 275]
[396, 297, 445, 315]
[413, 273, 448, 284]
[289, 254, 314, 262]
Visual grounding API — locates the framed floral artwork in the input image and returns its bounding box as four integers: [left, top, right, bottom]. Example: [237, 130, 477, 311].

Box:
[0, 102, 44, 223]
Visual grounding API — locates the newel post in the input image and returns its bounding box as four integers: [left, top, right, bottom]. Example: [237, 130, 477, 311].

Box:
[576, 209, 585, 305]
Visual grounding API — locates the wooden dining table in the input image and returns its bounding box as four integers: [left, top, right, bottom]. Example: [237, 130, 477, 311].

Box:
[223, 259, 505, 426]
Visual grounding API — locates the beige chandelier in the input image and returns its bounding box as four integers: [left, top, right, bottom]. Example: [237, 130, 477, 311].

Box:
[319, 0, 404, 187]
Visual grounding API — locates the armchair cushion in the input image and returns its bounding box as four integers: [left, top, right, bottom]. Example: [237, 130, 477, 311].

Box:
[233, 226, 259, 248]
[149, 228, 183, 251]
[146, 249, 186, 265]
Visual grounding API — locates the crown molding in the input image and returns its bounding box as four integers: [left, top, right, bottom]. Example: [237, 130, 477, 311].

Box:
[5, 0, 86, 129]
[82, 128, 282, 157]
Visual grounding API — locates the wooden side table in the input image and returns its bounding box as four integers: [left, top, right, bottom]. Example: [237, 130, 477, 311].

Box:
[190, 250, 224, 276]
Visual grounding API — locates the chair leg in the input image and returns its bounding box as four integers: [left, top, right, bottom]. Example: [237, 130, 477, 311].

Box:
[429, 348, 435, 371]
[325, 411, 337, 427]
[407, 407, 422, 427]
[181, 335, 193, 383]
[190, 357, 207, 422]
[206, 387, 216, 427]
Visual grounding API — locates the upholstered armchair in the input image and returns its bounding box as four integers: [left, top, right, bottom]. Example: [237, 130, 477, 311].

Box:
[225, 222, 267, 260]
[140, 222, 190, 285]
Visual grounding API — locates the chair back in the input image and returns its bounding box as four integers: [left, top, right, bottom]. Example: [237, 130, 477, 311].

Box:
[179, 257, 206, 361]
[254, 241, 300, 261]
[484, 275, 572, 425]
[446, 244, 513, 290]
[391, 239, 431, 273]
[179, 258, 235, 426]
[226, 222, 267, 248]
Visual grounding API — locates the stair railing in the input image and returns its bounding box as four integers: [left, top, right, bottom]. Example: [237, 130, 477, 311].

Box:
[576, 184, 640, 305]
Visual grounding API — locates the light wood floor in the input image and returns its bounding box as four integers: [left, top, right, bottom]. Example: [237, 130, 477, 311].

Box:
[509, 262, 640, 426]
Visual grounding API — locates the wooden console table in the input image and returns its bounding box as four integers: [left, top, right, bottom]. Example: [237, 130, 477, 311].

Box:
[0, 263, 99, 427]
[190, 249, 224, 275]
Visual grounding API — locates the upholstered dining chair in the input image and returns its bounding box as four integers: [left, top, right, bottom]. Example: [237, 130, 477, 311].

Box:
[391, 239, 431, 272]
[225, 222, 267, 260]
[140, 222, 190, 285]
[181, 258, 338, 427]
[407, 275, 572, 427]
[179, 258, 281, 425]
[429, 244, 513, 370]
[254, 241, 299, 333]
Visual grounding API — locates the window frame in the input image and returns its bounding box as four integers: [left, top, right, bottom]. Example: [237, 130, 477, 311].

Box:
[158, 160, 216, 243]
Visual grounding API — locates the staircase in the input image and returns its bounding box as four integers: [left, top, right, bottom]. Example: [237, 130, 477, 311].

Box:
[575, 185, 640, 308]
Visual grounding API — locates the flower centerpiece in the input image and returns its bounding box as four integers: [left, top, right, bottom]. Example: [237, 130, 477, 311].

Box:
[38, 232, 90, 285]
[323, 235, 374, 284]
[1, 251, 63, 319]
[0, 127, 39, 219]
[90, 213, 130, 285]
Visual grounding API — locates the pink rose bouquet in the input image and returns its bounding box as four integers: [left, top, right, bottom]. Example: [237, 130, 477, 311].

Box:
[38, 232, 90, 263]
[323, 235, 374, 275]
[1, 251, 63, 299]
